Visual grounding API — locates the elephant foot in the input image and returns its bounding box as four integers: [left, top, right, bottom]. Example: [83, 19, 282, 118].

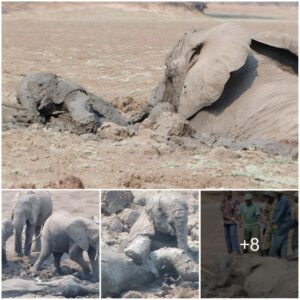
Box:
[29, 267, 38, 276]
[15, 252, 23, 258]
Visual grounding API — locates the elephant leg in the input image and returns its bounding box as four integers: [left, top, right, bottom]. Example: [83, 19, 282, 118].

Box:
[69, 245, 90, 277]
[2, 247, 8, 267]
[88, 247, 99, 281]
[24, 223, 35, 256]
[15, 229, 23, 257]
[31, 242, 52, 273]
[53, 252, 63, 275]
[32, 226, 41, 252]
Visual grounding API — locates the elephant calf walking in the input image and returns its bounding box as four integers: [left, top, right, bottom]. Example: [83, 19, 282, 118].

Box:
[12, 191, 53, 257]
[31, 211, 99, 281]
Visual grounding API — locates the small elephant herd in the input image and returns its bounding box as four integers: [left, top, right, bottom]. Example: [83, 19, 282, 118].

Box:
[2, 191, 99, 281]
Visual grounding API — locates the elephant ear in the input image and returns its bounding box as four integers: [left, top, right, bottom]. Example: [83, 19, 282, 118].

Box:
[251, 31, 298, 56]
[178, 23, 251, 119]
[66, 220, 89, 251]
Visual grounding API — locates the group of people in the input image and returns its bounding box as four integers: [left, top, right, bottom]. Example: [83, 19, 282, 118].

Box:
[220, 191, 298, 258]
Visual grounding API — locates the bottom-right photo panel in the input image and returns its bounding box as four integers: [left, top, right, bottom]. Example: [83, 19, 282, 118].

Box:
[201, 190, 298, 298]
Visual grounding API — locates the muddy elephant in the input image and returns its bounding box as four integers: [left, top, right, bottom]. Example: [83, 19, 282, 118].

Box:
[31, 211, 99, 281]
[102, 243, 157, 297]
[16, 72, 128, 133]
[124, 192, 190, 265]
[12, 191, 53, 257]
[102, 243, 198, 297]
[2, 218, 14, 267]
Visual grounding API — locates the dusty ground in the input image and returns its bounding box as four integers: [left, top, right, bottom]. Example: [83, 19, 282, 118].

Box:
[201, 191, 298, 297]
[2, 2, 298, 189]
[101, 190, 199, 298]
[2, 190, 99, 298]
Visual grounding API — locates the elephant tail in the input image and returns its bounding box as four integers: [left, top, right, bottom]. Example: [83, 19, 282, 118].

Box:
[29, 224, 44, 245]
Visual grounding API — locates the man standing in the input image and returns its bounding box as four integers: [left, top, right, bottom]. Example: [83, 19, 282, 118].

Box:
[239, 193, 261, 254]
[220, 192, 240, 255]
[261, 192, 276, 256]
[270, 193, 292, 258]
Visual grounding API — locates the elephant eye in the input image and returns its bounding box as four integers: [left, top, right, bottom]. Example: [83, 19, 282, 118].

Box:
[189, 43, 204, 65]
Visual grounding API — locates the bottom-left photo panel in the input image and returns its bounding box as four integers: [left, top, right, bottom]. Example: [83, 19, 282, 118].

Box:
[2, 190, 99, 298]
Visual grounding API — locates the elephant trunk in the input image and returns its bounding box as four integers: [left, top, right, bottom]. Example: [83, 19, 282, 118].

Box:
[14, 227, 23, 256]
[174, 215, 188, 252]
[12, 212, 25, 256]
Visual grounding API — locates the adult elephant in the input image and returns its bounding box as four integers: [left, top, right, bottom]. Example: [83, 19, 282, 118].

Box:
[102, 243, 157, 297]
[31, 211, 99, 281]
[102, 243, 198, 297]
[12, 191, 53, 257]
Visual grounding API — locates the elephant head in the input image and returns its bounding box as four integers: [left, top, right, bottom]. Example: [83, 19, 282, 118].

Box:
[146, 193, 189, 252]
[66, 218, 99, 280]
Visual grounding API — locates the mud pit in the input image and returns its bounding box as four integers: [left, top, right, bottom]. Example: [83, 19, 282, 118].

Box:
[101, 191, 199, 298]
[2, 2, 298, 189]
[2, 191, 99, 298]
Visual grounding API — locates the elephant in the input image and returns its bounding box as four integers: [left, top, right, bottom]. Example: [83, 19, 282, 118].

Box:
[101, 243, 157, 297]
[12, 191, 53, 257]
[31, 211, 99, 281]
[102, 243, 198, 297]
[138, 23, 298, 155]
[124, 192, 190, 265]
[16, 72, 127, 133]
[2, 218, 14, 267]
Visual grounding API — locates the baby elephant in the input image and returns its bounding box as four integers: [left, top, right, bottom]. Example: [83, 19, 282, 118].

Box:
[31, 211, 99, 281]
[12, 191, 53, 257]
[2, 219, 14, 267]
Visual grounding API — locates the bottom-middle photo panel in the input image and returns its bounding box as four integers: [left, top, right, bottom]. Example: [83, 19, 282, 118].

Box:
[100, 190, 199, 298]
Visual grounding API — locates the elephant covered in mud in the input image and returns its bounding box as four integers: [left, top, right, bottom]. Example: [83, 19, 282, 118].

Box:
[101, 243, 157, 297]
[136, 23, 298, 155]
[31, 211, 99, 281]
[125, 192, 189, 265]
[102, 243, 198, 297]
[15, 72, 127, 133]
[202, 255, 298, 298]
[2, 218, 14, 267]
[12, 191, 52, 257]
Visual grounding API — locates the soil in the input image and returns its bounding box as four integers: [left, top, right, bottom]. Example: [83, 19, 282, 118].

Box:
[2, 2, 298, 189]
[2, 190, 100, 298]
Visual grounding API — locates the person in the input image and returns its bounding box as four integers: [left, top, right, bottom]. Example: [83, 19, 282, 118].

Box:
[269, 193, 292, 258]
[261, 192, 276, 256]
[291, 192, 298, 258]
[220, 192, 240, 255]
[239, 193, 261, 254]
